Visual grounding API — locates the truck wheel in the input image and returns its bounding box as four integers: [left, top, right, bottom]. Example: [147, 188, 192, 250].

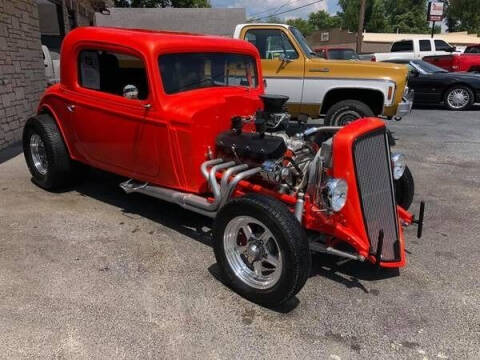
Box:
[394, 166, 414, 210]
[23, 114, 76, 190]
[444, 85, 474, 110]
[324, 100, 374, 126]
[213, 193, 311, 307]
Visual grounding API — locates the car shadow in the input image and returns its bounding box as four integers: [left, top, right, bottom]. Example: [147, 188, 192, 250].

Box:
[309, 252, 399, 294]
[71, 168, 398, 310]
[413, 104, 480, 111]
[74, 168, 214, 248]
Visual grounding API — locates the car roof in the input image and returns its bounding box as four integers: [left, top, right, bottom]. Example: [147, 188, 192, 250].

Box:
[60, 26, 260, 89]
[62, 26, 259, 56]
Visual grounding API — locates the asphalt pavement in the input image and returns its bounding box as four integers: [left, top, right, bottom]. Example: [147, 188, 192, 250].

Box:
[0, 108, 479, 359]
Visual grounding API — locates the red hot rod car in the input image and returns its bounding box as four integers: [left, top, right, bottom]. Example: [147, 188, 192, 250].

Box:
[23, 27, 423, 307]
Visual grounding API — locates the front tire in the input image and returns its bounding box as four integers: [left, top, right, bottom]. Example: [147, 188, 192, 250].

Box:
[394, 166, 414, 210]
[213, 193, 311, 307]
[324, 100, 374, 126]
[23, 114, 76, 190]
[444, 85, 474, 110]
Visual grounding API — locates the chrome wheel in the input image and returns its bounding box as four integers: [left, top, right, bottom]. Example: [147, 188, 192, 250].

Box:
[223, 216, 282, 289]
[447, 88, 470, 109]
[30, 134, 48, 175]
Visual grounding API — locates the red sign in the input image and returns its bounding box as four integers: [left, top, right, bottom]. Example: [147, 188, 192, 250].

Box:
[428, 1, 444, 22]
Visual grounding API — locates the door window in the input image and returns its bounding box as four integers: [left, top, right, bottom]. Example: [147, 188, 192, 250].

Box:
[434, 40, 452, 51]
[78, 49, 148, 100]
[391, 41, 413, 52]
[419, 40, 432, 51]
[245, 29, 298, 60]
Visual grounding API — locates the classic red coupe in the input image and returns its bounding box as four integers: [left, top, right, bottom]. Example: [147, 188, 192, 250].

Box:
[23, 27, 423, 306]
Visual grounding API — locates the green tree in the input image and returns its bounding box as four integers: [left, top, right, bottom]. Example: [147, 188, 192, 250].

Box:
[445, 0, 480, 34]
[308, 10, 341, 30]
[365, 0, 391, 32]
[385, 0, 430, 33]
[286, 18, 314, 36]
[113, 0, 211, 7]
[338, 0, 430, 34]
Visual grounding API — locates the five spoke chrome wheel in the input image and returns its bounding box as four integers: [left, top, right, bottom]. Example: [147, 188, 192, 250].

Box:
[223, 216, 282, 289]
[29, 134, 48, 175]
[446, 88, 470, 109]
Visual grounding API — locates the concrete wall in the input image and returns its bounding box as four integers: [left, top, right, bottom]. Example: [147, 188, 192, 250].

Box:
[96, 7, 246, 36]
[0, 0, 46, 150]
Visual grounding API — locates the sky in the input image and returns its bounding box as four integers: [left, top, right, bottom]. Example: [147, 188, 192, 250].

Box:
[210, 0, 340, 21]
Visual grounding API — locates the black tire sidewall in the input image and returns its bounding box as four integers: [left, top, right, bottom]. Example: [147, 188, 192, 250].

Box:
[213, 195, 310, 306]
[23, 119, 54, 188]
[394, 166, 415, 210]
[444, 86, 474, 111]
[325, 100, 374, 126]
[22, 115, 72, 190]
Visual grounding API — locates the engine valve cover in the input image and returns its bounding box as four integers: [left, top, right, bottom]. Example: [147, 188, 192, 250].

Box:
[216, 131, 287, 161]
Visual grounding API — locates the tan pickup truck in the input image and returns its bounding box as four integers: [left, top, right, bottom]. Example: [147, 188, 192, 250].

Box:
[233, 24, 413, 125]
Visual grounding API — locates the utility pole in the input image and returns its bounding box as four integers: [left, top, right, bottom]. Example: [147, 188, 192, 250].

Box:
[356, 0, 366, 53]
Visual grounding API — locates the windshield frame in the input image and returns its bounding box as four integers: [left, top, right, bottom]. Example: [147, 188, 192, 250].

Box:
[411, 60, 448, 74]
[290, 26, 316, 57]
[158, 52, 259, 95]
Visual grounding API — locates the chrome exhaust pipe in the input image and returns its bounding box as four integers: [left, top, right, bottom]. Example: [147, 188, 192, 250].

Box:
[120, 159, 260, 218]
[220, 167, 262, 208]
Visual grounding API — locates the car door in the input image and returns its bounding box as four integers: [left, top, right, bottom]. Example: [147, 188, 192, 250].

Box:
[418, 39, 434, 59]
[70, 47, 156, 174]
[243, 28, 305, 108]
[407, 65, 441, 104]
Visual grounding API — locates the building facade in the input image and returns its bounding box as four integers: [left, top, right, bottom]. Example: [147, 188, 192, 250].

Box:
[0, 0, 45, 150]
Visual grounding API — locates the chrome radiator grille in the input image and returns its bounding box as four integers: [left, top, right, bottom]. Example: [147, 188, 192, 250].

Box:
[353, 129, 399, 262]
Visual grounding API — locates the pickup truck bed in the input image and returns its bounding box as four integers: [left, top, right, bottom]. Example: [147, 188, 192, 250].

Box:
[423, 54, 480, 73]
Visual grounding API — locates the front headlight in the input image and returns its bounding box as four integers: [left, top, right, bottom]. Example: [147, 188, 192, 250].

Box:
[391, 152, 406, 180]
[325, 178, 348, 212]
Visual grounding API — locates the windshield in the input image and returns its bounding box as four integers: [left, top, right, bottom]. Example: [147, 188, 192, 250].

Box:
[290, 27, 316, 57]
[328, 49, 359, 60]
[412, 60, 448, 74]
[159, 53, 258, 94]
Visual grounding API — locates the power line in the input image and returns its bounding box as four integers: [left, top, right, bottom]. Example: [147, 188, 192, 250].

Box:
[250, 0, 325, 21]
[248, 0, 302, 18]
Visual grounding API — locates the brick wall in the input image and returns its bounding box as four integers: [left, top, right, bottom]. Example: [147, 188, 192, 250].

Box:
[0, 0, 46, 150]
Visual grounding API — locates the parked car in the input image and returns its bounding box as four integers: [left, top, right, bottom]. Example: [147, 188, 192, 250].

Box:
[314, 47, 360, 60]
[385, 59, 480, 110]
[423, 53, 480, 73]
[42, 45, 60, 84]
[364, 38, 457, 62]
[24, 27, 422, 307]
[233, 24, 413, 125]
[465, 44, 480, 53]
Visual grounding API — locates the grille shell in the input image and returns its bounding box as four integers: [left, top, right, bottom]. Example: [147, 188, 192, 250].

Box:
[353, 129, 400, 262]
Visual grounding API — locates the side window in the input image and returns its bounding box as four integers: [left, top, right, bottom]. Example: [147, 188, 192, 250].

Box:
[434, 40, 452, 51]
[78, 49, 148, 100]
[419, 40, 432, 51]
[391, 40, 413, 52]
[245, 29, 298, 60]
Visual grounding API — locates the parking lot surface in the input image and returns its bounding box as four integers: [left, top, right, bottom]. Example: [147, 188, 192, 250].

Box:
[0, 108, 479, 359]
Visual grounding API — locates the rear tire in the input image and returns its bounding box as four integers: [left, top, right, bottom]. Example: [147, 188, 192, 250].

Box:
[324, 100, 374, 126]
[23, 114, 77, 190]
[213, 193, 311, 307]
[394, 166, 414, 210]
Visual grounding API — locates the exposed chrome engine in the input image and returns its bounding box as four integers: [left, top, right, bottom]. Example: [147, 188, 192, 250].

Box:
[214, 94, 342, 212]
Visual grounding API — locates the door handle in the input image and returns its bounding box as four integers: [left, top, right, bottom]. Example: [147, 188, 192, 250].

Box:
[309, 68, 330, 73]
[66, 104, 75, 112]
